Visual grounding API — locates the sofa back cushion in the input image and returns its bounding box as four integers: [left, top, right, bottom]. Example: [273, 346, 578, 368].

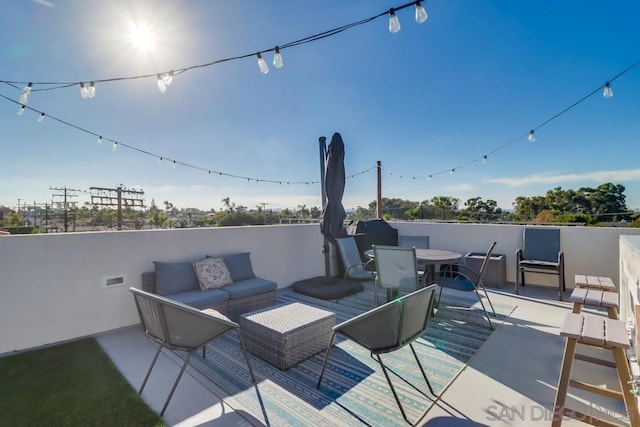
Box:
[153, 261, 200, 295]
[213, 252, 255, 282]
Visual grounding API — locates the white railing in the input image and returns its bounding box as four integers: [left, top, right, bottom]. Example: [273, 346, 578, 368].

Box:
[2, 222, 640, 356]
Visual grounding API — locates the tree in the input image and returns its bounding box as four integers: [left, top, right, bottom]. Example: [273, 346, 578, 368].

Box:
[431, 196, 458, 220]
[221, 197, 235, 213]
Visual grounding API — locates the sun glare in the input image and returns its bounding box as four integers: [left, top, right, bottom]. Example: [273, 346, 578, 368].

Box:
[129, 23, 156, 51]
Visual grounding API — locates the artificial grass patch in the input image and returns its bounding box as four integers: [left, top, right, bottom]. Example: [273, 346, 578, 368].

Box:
[0, 338, 164, 426]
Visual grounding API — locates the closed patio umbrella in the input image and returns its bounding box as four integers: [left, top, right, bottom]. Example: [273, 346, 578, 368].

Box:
[320, 132, 346, 276]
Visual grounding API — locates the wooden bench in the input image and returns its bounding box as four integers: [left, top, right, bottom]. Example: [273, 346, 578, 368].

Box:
[570, 287, 619, 319]
[574, 274, 616, 291]
[553, 313, 639, 426]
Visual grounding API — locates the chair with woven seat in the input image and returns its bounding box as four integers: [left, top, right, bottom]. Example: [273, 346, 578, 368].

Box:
[398, 234, 430, 279]
[372, 244, 421, 307]
[435, 241, 497, 329]
[335, 236, 375, 283]
[129, 287, 265, 418]
[316, 284, 438, 424]
[515, 227, 565, 300]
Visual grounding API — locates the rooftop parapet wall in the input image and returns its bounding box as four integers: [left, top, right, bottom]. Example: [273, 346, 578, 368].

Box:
[1, 222, 639, 355]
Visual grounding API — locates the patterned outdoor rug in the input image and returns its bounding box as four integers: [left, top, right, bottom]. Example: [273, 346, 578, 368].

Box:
[182, 287, 516, 426]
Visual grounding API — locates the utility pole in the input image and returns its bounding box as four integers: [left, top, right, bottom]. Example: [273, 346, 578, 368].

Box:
[90, 185, 144, 230]
[50, 187, 82, 232]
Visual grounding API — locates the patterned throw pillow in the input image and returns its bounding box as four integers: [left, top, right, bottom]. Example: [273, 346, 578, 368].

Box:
[193, 257, 233, 291]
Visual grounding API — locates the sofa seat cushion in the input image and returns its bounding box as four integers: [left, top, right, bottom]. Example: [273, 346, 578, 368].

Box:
[222, 277, 277, 300]
[169, 288, 229, 309]
[153, 261, 200, 295]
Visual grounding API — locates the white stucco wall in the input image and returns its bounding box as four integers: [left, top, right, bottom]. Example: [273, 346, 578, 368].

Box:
[2, 222, 640, 355]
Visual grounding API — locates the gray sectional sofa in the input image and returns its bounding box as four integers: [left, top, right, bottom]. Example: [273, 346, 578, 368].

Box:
[141, 252, 277, 321]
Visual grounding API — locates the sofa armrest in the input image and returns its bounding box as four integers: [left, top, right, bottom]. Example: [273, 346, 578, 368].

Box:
[141, 271, 157, 293]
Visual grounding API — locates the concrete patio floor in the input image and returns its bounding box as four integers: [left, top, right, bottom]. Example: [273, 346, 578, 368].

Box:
[97, 285, 630, 426]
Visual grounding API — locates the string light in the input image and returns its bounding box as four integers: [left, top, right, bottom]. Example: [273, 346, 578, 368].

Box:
[450, 169, 455, 177]
[112, 141, 118, 151]
[2, 2, 637, 190]
[156, 74, 167, 93]
[19, 82, 32, 104]
[256, 53, 269, 74]
[97, 136, 103, 144]
[415, 1, 428, 23]
[273, 46, 284, 69]
[3, 1, 429, 96]
[528, 130, 536, 142]
[388, 8, 401, 33]
[37, 112, 45, 122]
[80, 82, 89, 99]
[482, 155, 488, 165]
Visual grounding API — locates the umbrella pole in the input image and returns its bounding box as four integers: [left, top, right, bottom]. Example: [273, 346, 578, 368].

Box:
[319, 136, 331, 278]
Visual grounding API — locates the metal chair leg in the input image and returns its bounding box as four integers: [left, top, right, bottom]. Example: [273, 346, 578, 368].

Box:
[410, 343, 436, 396]
[161, 351, 193, 416]
[139, 345, 162, 394]
[316, 333, 337, 389]
[376, 354, 411, 424]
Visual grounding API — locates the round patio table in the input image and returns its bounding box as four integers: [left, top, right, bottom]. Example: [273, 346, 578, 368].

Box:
[365, 248, 463, 287]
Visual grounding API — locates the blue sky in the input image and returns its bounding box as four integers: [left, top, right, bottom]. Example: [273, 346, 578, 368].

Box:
[2, 0, 640, 212]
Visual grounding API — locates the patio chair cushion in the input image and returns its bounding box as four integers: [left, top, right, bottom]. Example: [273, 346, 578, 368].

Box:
[221, 277, 277, 300]
[153, 261, 200, 295]
[167, 288, 229, 309]
[223, 252, 256, 281]
[193, 257, 233, 290]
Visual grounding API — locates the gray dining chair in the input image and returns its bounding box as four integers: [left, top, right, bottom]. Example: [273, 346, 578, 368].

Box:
[372, 245, 421, 307]
[129, 287, 264, 418]
[335, 236, 375, 283]
[515, 227, 565, 300]
[435, 241, 497, 329]
[398, 235, 430, 278]
[316, 284, 438, 424]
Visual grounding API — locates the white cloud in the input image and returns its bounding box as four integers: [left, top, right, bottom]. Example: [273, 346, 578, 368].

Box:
[32, 0, 56, 7]
[486, 168, 640, 187]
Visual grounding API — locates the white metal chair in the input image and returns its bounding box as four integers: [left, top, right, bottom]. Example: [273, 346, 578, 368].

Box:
[316, 285, 438, 424]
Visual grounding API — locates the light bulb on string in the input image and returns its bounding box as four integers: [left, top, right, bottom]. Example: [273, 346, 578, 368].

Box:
[37, 113, 45, 122]
[172, 160, 176, 169]
[20, 82, 32, 104]
[603, 82, 613, 98]
[97, 136, 103, 144]
[483, 155, 488, 165]
[388, 8, 401, 33]
[162, 71, 174, 86]
[112, 141, 118, 151]
[528, 130, 536, 142]
[88, 82, 96, 98]
[450, 169, 455, 177]
[256, 53, 269, 74]
[157, 74, 167, 93]
[415, 1, 428, 23]
[80, 82, 89, 99]
[273, 47, 283, 69]
[158, 157, 163, 167]
[17, 105, 25, 116]
[427, 175, 432, 182]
